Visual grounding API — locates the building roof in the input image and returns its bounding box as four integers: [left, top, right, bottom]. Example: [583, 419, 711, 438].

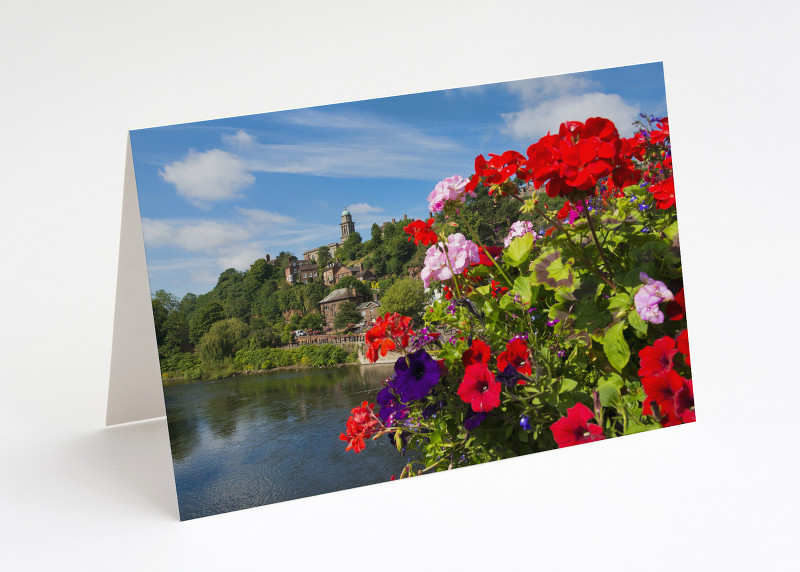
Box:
[356, 301, 381, 310]
[319, 288, 359, 304]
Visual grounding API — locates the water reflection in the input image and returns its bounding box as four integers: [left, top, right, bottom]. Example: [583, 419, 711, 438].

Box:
[164, 364, 407, 520]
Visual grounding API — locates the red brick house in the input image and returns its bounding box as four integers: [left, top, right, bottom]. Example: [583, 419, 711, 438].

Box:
[318, 287, 366, 328]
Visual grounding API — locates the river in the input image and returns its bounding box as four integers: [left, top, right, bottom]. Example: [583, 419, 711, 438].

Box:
[163, 363, 408, 520]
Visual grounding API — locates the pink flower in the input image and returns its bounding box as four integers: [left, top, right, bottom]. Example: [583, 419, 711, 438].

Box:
[420, 233, 480, 288]
[427, 175, 472, 213]
[445, 233, 480, 273]
[503, 220, 536, 247]
[634, 272, 674, 324]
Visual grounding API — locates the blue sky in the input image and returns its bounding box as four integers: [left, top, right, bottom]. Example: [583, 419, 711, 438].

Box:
[131, 62, 667, 298]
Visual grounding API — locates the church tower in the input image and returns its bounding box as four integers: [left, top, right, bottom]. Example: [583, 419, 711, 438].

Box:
[340, 207, 355, 240]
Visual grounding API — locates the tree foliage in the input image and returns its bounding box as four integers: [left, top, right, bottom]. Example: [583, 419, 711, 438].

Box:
[334, 301, 362, 329]
[379, 277, 428, 325]
[196, 318, 249, 363]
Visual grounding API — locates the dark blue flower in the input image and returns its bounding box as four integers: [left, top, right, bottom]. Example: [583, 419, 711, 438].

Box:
[464, 410, 486, 431]
[519, 415, 531, 431]
[496, 363, 522, 388]
[393, 349, 441, 402]
[421, 401, 440, 419]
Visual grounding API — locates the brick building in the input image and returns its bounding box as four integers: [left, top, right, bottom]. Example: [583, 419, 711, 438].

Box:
[285, 259, 320, 285]
[356, 300, 382, 324]
[318, 287, 366, 328]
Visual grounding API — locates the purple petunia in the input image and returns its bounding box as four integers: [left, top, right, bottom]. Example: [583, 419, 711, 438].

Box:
[464, 410, 486, 431]
[393, 349, 441, 402]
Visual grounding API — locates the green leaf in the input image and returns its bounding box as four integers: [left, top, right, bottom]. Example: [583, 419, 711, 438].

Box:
[628, 307, 648, 336]
[512, 276, 533, 304]
[504, 233, 535, 267]
[603, 321, 630, 372]
[531, 248, 575, 291]
[597, 373, 624, 407]
[559, 378, 579, 393]
[429, 430, 442, 446]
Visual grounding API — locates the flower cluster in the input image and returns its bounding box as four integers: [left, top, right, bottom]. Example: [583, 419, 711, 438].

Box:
[403, 217, 438, 246]
[503, 220, 536, 247]
[365, 313, 414, 363]
[639, 331, 694, 427]
[465, 150, 529, 196]
[634, 272, 674, 324]
[339, 112, 692, 476]
[427, 175, 473, 213]
[339, 401, 381, 453]
[420, 233, 480, 289]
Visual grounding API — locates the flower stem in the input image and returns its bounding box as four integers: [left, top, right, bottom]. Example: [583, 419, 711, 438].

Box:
[533, 204, 617, 291]
[458, 212, 515, 287]
[579, 196, 613, 272]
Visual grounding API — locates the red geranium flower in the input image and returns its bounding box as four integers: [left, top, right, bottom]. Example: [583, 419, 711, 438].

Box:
[466, 150, 529, 195]
[339, 401, 380, 453]
[461, 338, 492, 368]
[525, 117, 622, 198]
[649, 118, 669, 145]
[403, 218, 438, 246]
[364, 313, 414, 363]
[497, 338, 532, 381]
[489, 280, 509, 299]
[472, 245, 504, 267]
[638, 336, 679, 379]
[649, 177, 675, 209]
[550, 403, 606, 448]
[457, 364, 501, 412]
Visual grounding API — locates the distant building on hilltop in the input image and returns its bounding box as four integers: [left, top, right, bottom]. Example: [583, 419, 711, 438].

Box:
[340, 207, 355, 240]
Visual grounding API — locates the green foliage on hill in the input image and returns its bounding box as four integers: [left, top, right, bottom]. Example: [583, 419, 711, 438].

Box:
[153, 209, 436, 380]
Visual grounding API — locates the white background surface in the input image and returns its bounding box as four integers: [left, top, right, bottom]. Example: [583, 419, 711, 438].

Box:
[2, 1, 798, 570]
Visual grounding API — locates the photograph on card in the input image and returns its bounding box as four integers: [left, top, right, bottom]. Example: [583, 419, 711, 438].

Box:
[130, 61, 692, 520]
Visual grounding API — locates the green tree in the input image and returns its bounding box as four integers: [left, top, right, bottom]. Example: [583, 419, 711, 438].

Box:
[299, 312, 324, 331]
[316, 246, 332, 273]
[225, 297, 251, 322]
[370, 222, 383, 245]
[380, 277, 428, 325]
[161, 311, 189, 352]
[334, 301, 363, 329]
[195, 317, 249, 363]
[338, 231, 363, 261]
[189, 301, 225, 344]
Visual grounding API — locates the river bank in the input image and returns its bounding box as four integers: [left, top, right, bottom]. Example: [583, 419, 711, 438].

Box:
[162, 349, 403, 386]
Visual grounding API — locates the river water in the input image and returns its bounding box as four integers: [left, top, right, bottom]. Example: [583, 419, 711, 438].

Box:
[164, 363, 408, 520]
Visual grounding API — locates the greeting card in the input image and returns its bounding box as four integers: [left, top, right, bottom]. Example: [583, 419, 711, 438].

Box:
[109, 62, 693, 520]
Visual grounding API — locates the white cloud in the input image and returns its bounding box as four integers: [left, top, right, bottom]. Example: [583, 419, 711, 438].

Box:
[142, 218, 250, 251]
[506, 75, 598, 102]
[216, 242, 269, 271]
[502, 93, 641, 140]
[159, 149, 255, 207]
[235, 207, 296, 225]
[236, 111, 469, 180]
[222, 130, 257, 148]
[346, 203, 384, 215]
